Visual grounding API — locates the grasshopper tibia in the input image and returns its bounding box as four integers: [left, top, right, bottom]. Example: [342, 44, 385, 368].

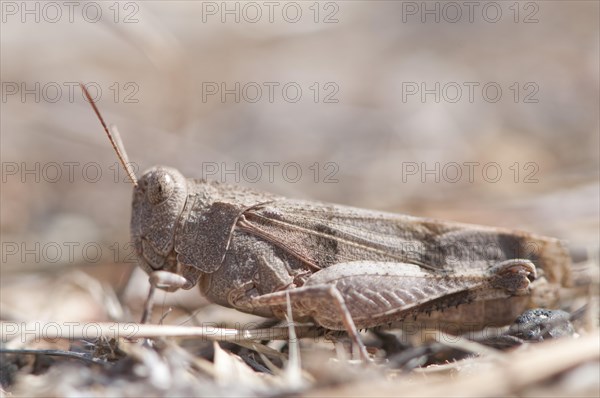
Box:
[141, 271, 188, 324]
[251, 284, 371, 361]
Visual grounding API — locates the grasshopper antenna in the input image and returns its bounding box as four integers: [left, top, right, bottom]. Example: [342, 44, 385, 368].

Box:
[80, 83, 138, 187]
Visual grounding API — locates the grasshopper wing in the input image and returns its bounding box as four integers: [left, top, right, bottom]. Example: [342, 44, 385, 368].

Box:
[237, 200, 571, 286]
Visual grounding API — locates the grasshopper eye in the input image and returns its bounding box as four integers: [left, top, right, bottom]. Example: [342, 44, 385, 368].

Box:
[146, 171, 175, 205]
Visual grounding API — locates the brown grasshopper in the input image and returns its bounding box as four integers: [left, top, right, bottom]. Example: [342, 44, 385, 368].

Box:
[81, 85, 572, 360]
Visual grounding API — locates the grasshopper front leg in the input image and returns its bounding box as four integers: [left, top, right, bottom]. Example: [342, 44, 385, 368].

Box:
[250, 260, 536, 359]
[141, 271, 188, 324]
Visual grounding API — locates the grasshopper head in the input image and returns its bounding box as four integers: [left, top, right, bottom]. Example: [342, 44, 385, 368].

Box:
[131, 166, 188, 277]
[80, 84, 192, 290]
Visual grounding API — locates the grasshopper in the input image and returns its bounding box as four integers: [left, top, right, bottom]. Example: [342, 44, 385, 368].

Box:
[81, 85, 572, 360]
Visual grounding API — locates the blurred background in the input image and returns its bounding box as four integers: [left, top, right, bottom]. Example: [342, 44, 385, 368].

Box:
[1, 1, 598, 322]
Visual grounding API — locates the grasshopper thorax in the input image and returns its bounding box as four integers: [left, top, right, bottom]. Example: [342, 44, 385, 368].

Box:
[131, 166, 188, 277]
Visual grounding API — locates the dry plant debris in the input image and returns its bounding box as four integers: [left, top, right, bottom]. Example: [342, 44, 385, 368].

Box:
[0, 260, 598, 397]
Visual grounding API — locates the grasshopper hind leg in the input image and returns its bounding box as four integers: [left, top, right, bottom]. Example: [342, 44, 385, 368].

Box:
[249, 259, 537, 361]
[250, 284, 371, 361]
